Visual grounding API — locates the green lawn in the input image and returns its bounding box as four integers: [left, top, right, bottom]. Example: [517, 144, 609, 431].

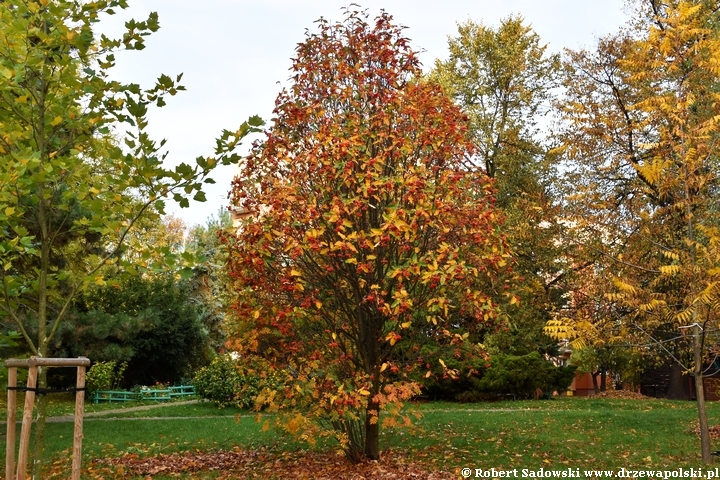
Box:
[2, 396, 719, 478]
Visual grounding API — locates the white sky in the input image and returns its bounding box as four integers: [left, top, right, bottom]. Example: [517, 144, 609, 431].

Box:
[101, 0, 627, 228]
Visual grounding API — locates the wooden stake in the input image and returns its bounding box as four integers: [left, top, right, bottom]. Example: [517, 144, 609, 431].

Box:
[6, 366, 17, 480]
[16, 358, 37, 480]
[71, 364, 86, 480]
[2, 357, 90, 479]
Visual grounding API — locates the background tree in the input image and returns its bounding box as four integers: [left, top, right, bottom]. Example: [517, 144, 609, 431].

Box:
[186, 208, 234, 352]
[226, 9, 513, 462]
[555, 0, 720, 462]
[0, 0, 259, 474]
[429, 16, 566, 357]
[61, 274, 207, 386]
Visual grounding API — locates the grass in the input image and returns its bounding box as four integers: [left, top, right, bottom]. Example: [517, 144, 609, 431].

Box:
[395, 398, 714, 470]
[2, 396, 720, 478]
[0, 391, 201, 416]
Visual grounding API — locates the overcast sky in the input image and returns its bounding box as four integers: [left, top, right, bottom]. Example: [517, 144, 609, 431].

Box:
[100, 0, 627, 228]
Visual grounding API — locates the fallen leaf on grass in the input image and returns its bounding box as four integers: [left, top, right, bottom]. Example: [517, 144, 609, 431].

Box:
[89, 448, 454, 479]
[692, 424, 720, 439]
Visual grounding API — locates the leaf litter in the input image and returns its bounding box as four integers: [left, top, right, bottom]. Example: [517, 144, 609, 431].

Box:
[89, 447, 455, 479]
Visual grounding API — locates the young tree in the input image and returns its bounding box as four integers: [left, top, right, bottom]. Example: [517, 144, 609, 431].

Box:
[556, 0, 720, 462]
[226, 9, 513, 462]
[0, 0, 259, 474]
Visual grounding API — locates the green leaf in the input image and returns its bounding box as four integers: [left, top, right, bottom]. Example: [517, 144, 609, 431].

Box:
[179, 266, 194, 280]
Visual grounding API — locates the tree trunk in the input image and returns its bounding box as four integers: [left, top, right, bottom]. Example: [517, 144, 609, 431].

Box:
[364, 401, 380, 461]
[600, 367, 607, 392]
[694, 323, 711, 463]
[666, 362, 691, 400]
[591, 370, 600, 394]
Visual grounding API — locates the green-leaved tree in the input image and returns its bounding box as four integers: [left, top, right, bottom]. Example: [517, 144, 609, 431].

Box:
[0, 0, 260, 474]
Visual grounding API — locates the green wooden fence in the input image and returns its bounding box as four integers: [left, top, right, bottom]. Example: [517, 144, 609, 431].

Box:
[90, 385, 196, 404]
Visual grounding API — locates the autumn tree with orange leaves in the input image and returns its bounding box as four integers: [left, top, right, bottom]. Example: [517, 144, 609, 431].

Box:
[225, 9, 514, 462]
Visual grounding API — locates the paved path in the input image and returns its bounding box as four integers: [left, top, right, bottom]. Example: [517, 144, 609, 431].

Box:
[2, 399, 205, 424]
[49, 414, 239, 423]
[3, 404, 540, 424]
[83, 399, 202, 417]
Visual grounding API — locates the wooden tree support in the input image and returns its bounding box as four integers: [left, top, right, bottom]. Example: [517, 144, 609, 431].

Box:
[4, 357, 90, 480]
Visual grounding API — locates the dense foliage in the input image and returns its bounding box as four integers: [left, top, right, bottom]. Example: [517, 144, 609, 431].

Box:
[548, 0, 720, 461]
[472, 353, 576, 400]
[192, 355, 282, 409]
[85, 360, 127, 393]
[0, 0, 258, 473]
[62, 275, 208, 387]
[429, 16, 565, 358]
[226, 8, 514, 462]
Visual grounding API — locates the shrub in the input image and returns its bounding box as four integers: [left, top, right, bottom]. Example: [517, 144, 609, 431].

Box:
[476, 352, 576, 400]
[85, 361, 127, 393]
[193, 354, 283, 408]
[193, 355, 243, 407]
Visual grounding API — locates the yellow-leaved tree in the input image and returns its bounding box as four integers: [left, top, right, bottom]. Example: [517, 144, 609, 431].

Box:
[553, 0, 720, 462]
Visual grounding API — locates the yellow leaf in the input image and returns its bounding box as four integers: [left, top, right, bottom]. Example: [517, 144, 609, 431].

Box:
[252, 310, 260, 319]
[5, 207, 15, 216]
[659, 265, 680, 275]
[345, 258, 357, 264]
[380, 363, 388, 372]
[50, 116, 63, 126]
[358, 388, 370, 396]
[425, 371, 432, 378]
[400, 321, 411, 329]
[439, 359, 446, 368]
[290, 269, 302, 277]
[94, 276, 105, 286]
[315, 300, 323, 309]
[15, 96, 27, 103]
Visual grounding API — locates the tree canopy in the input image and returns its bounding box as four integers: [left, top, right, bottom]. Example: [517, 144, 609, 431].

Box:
[552, 0, 720, 462]
[226, 8, 514, 462]
[429, 16, 565, 357]
[0, 0, 259, 474]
